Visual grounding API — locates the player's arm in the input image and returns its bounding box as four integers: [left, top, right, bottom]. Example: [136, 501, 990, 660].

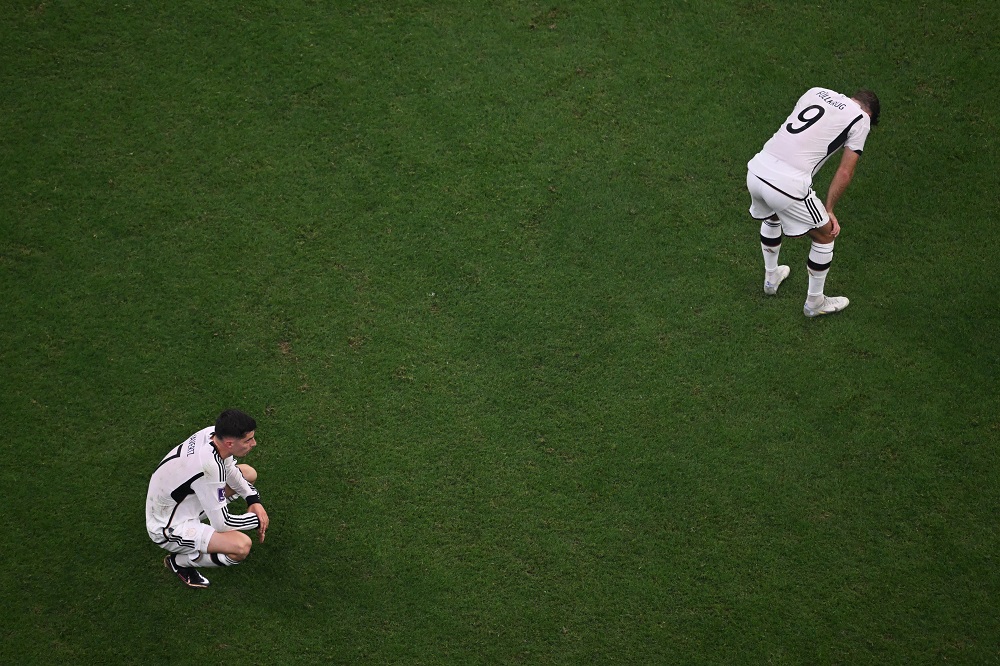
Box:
[222, 459, 269, 541]
[203, 497, 263, 534]
[192, 467, 262, 534]
[248, 503, 269, 542]
[209, 505, 265, 536]
[824, 149, 861, 234]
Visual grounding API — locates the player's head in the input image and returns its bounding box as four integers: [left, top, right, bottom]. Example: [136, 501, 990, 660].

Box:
[853, 89, 880, 127]
[215, 409, 257, 439]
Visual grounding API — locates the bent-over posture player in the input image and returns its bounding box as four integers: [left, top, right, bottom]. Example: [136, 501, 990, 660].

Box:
[747, 87, 880, 316]
[146, 409, 270, 588]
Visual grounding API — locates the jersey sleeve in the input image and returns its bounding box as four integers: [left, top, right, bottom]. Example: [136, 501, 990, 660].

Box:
[205, 505, 262, 533]
[845, 115, 871, 154]
[192, 453, 229, 520]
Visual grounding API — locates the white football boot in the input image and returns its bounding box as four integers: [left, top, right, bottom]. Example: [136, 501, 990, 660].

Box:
[803, 296, 850, 317]
[763, 265, 790, 295]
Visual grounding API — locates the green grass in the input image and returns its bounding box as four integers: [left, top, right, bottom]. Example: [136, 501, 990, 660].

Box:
[2, 1, 999, 663]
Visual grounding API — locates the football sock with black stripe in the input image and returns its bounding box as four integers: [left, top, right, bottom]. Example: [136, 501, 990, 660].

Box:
[176, 552, 240, 568]
[806, 241, 835, 304]
[760, 220, 782, 275]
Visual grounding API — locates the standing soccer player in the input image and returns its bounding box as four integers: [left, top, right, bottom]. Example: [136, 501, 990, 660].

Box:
[747, 87, 880, 316]
[145, 409, 270, 588]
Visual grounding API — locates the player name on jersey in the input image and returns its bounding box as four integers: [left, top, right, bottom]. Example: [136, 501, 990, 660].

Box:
[815, 89, 847, 110]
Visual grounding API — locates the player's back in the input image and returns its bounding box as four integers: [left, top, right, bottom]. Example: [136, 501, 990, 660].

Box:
[761, 87, 870, 178]
[145, 426, 218, 535]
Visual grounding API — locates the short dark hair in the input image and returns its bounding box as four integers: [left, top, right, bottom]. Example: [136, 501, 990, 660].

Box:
[853, 89, 880, 127]
[215, 409, 256, 439]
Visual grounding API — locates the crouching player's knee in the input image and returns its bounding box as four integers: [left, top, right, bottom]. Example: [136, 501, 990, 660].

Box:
[209, 530, 253, 562]
[229, 532, 253, 561]
[236, 463, 257, 485]
[225, 464, 258, 500]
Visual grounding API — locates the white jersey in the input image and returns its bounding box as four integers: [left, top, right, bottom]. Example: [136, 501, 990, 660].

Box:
[145, 426, 260, 543]
[748, 87, 871, 199]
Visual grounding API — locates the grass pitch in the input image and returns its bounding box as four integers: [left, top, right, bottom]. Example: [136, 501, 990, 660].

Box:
[2, 1, 999, 663]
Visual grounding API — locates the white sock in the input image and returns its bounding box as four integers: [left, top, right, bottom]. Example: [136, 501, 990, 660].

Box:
[806, 241, 835, 304]
[177, 552, 240, 568]
[760, 220, 782, 275]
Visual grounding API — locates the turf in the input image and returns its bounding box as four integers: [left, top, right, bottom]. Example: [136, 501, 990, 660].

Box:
[2, 1, 998, 663]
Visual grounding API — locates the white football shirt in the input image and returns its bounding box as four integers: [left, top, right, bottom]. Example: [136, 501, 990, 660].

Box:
[748, 87, 871, 198]
[145, 426, 260, 543]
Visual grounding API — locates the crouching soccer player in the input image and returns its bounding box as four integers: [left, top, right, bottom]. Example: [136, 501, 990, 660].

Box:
[145, 409, 270, 588]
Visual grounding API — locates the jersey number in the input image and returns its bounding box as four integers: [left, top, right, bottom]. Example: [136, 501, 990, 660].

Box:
[786, 105, 825, 134]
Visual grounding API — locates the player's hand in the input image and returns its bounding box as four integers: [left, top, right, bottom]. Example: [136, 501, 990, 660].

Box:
[250, 503, 269, 543]
[827, 210, 841, 238]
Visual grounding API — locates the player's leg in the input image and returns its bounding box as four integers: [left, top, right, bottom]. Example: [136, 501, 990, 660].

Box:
[159, 520, 219, 588]
[747, 173, 789, 294]
[804, 219, 849, 317]
[163, 552, 211, 588]
[237, 463, 257, 484]
[174, 529, 252, 573]
[208, 530, 252, 561]
[183, 533, 251, 570]
[189, 530, 253, 569]
[760, 215, 789, 295]
[766, 189, 848, 316]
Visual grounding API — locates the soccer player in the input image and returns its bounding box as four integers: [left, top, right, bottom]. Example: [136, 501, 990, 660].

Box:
[746, 87, 880, 316]
[145, 409, 270, 588]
